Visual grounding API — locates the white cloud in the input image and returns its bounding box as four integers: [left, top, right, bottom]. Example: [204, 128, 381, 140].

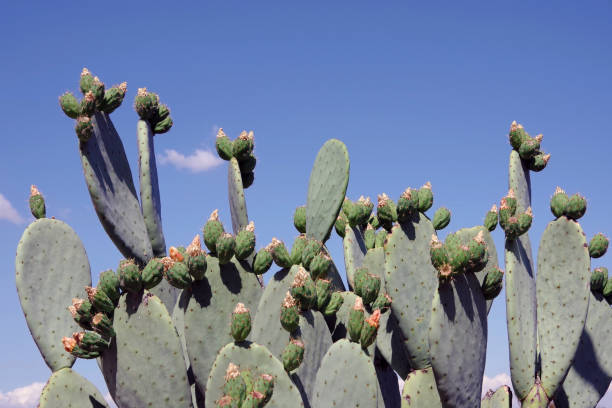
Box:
[482, 373, 520, 408]
[0, 194, 25, 224]
[0, 382, 44, 408]
[158, 149, 223, 173]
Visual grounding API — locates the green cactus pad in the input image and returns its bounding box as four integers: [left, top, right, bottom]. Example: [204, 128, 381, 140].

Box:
[536, 217, 591, 398]
[38, 367, 109, 408]
[137, 119, 166, 257]
[384, 213, 438, 369]
[400, 367, 442, 408]
[311, 339, 379, 408]
[428, 273, 487, 408]
[506, 150, 538, 401]
[481, 386, 512, 408]
[206, 341, 304, 408]
[305, 139, 350, 243]
[79, 112, 153, 264]
[228, 157, 250, 235]
[99, 292, 192, 408]
[181, 256, 262, 394]
[343, 226, 367, 289]
[555, 292, 612, 408]
[375, 307, 411, 380]
[15, 218, 92, 371]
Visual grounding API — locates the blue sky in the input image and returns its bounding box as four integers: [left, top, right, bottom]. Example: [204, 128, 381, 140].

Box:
[1, 1, 611, 406]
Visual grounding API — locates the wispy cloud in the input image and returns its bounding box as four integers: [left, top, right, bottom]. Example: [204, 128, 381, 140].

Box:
[482, 373, 520, 408]
[0, 194, 25, 224]
[0, 382, 44, 408]
[158, 149, 223, 173]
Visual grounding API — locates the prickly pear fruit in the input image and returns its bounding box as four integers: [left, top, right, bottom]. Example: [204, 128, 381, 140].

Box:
[342, 197, 354, 219]
[502, 189, 518, 216]
[269, 238, 292, 268]
[290, 234, 308, 265]
[216, 128, 234, 161]
[101, 82, 127, 114]
[153, 115, 173, 134]
[360, 309, 381, 349]
[290, 267, 316, 310]
[591, 267, 608, 294]
[59, 92, 80, 119]
[397, 188, 418, 223]
[253, 374, 274, 404]
[91, 312, 115, 338]
[433, 207, 451, 230]
[356, 273, 380, 305]
[589, 233, 609, 258]
[224, 363, 247, 406]
[550, 187, 569, 218]
[508, 121, 527, 151]
[85, 286, 114, 315]
[518, 137, 540, 160]
[239, 154, 257, 173]
[79, 68, 95, 95]
[293, 206, 306, 234]
[363, 224, 376, 250]
[216, 233, 236, 265]
[232, 130, 254, 161]
[118, 259, 142, 293]
[353, 267, 368, 297]
[253, 247, 273, 275]
[467, 231, 488, 272]
[348, 297, 365, 342]
[369, 213, 380, 230]
[323, 291, 344, 316]
[371, 292, 392, 312]
[315, 279, 332, 311]
[235, 222, 256, 260]
[75, 331, 110, 352]
[75, 116, 93, 142]
[28, 185, 45, 219]
[309, 252, 330, 280]
[204, 209, 225, 253]
[90, 76, 105, 107]
[68, 298, 94, 330]
[280, 292, 300, 333]
[134, 88, 159, 121]
[335, 212, 347, 238]
[185, 235, 208, 280]
[241, 391, 266, 408]
[231, 303, 252, 342]
[301, 238, 322, 270]
[484, 204, 498, 231]
[430, 235, 448, 270]
[141, 258, 164, 289]
[503, 216, 521, 240]
[528, 152, 550, 172]
[98, 269, 120, 305]
[417, 182, 434, 212]
[377, 193, 397, 230]
[80, 91, 96, 117]
[566, 193, 587, 220]
[162, 257, 192, 289]
[282, 339, 305, 372]
[375, 229, 387, 248]
[354, 196, 374, 227]
[481, 267, 504, 300]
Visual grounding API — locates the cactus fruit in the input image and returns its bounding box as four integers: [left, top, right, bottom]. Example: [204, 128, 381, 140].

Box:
[300, 238, 322, 270]
[590, 267, 608, 293]
[59, 92, 80, 119]
[280, 292, 300, 333]
[348, 297, 365, 342]
[566, 193, 587, 220]
[28, 185, 46, 219]
[484, 204, 498, 231]
[118, 259, 142, 293]
[377, 193, 397, 228]
[232, 130, 255, 161]
[204, 209, 225, 253]
[253, 246, 274, 275]
[235, 222, 256, 260]
[323, 291, 344, 316]
[359, 309, 381, 349]
[268, 238, 292, 268]
[98, 269, 120, 305]
[417, 182, 434, 212]
[334, 212, 347, 237]
[216, 128, 234, 160]
[217, 232, 237, 265]
[290, 234, 308, 265]
[397, 187, 418, 222]
[224, 363, 247, 405]
[134, 87, 159, 121]
[308, 252, 330, 280]
[282, 338, 305, 372]
[141, 258, 164, 288]
[185, 235, 208, 280]
[589, 233, 609, 258]
[528, 152, 550, 172]
[290, 267, 316, 310]
[432, 206, 451, 230]
[101, 82, 127, 114]
[293, 205, 307, 233]
[481, 267, 504, 300]
[315, 279, 332, 310]
[231, 303, 252, 342]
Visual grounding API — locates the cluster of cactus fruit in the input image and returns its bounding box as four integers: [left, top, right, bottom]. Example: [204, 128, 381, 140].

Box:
[14, 68, 612, 408]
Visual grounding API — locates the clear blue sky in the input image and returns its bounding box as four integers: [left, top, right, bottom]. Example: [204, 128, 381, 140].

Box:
[1, 1, 611, 405]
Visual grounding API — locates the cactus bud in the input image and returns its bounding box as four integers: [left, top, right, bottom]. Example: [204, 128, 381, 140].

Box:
[518, 137, 540, 160]
[375, 229, 388, 249]
[353, 267, 368, 297]
[484, 204, 498, 232]
[75, 330, 110, 353]
[550, 187, 569, 218]
[430, 235, 448, 270]
[334, 212, 348, 238]
[591, 267, 608, 294]
[432, 207, 451, 230]
[371, 292, 392, 311]
[282, 339, 305, 372]
[235, 223, 256, 260]
[134, 88, 160, 121]
[232, 130, 255, 161]
[253, 246, 273, 275]
[589, 233, 609, 259]
[216, 395, 234, 407]
[293, 205, 306, 234]
[101, 82, 127, 114]
[141, 258, 164, 289]
[566, 193, 587, 220]
[223, 363, 247, 406]
[309, 252, 331, 280]
[280, 292, 300, 333]
[215, 128, 234, 161]
[91, 312, 115, 338]
[396, 188, 417, 223]
[98, 269, 120, 305]
[290, 234, 308, 265]
[118, 259, 142, 294]
[348, 297, 365, 342]
[503, 216, 521, 240]
[502, 189, 518, 216]
[360, 309, 381, 349]
[85, 286, 114, 314]
[29, 185, 46, 219]
[291, 267, 316, 310]
[315, 279, 332, 311]
[363, 224, 376, 250]
[301, 238, 322, 270]
[75, 116, 93, 142]
[203, 209, 225, 253]
[323, 291, 344, 316]
[216, 232, 236, 265]
[230, 303, 251, 342]
[417, 182, 434, 213]
[253, 374, 274, 404]
[163, 257, 192, 289]
[59, 92, 80, 119]
[508, 121, 527, 150]
[79, 68, 94, 95]
[528, 152, 550, 172]
[481, 267, 504, 300]
[377, 193, 398, 230]
[342, 197, 354, 219]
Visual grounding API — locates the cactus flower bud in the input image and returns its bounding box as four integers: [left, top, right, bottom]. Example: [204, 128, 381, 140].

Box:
[290, 267, 316, 310]
[528, 152, 550, 172]
[98, 269, 120, 305]
[91, 312, 115, 338]
[335, 212, 348, 238]
[118, 259, 142, 294]
[101, 82, 127, 114]
[79, 68, 94, 95]
[430, 235, 448, 270]
[79, 91, 96, 117]
[253, 246, 273, 275]
[432, 207, 451, 230]
[223, 363, 247, 406]
[141, 258, 165, 289]
[203, 209, 225, 253]
[309, 252, 331, 280]
[371, 292, 392, 311]
[363, 224, 376, 250]
[518, 137, 540, 160]
[508, 121, 527, 151]
[315, 279, 332, 311]
[29, 185, 46, 219]
[163, 258, 192, 289]
[85, 286, 114, 314]
[377, 193, 398, 230]
[360, 309, 381, 349]
[241, 391, 266, 408]
[282, 339, 305, 372]
[293, 205, 306, 234]
[397, 187, 417, 223]
[301, 238, 323, 270]
[290, 234, 308, 265]
[232, 130, 255, 161]
[466, 230, 488, 273]
[550, 187, 569, 218]
[589, 233, 609, 259]
[481, 267, 504, 300]
[134, 88, 160, 121]
[517, 208, 533, 236]
[375, 229, 388, 248]
[75, 116, 93, 142]
[357, 273, 381, 306]
[215, 128, 234, 161]
[216, 233, 236, 265]
[253, 374, 274, 404]
[185, 235, 208, 280]
[231, 303, 251, 342]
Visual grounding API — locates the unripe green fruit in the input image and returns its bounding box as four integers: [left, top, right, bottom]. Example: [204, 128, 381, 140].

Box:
[397, 188, 418, 223]
[371, 292, 392, 311]
[98, 269, 120, 305]
[118, 259, 142, 293]
[293, 205, 306, 233]
[78, 331, 110, 352]
[518, 137, 540, 160]
[528, 152, 550, 172]
[360, 309, 381, 349]
[508, 121, 527, 150]
[216, 395, 237, 408]
[253, 374, 274, 404]
[604, 278, 612, 304]
[203, 210, 224, 253]
[357, 273, 381, 305]
[369, 214, 380, 230]
[101, 82, 127, 114]
[59, 92, 80, 119]
[315, 279, 332, 311]
[503, 217, 521, 241]
[566, 193, 587, 220]
[224, 363, 247, 406]
[85, 286, 114, 315]
[28, 185, 45, 219]
[309, 252, 330, 280]
[216, 233, 236, 265]
[290, 234, 308, 265]
[323, 291, 344, 316]
[90, 76, 105, 108]
[353, 267, 368, 297]
[517, 208, 533, 236]
[550, 187, 569, 218]
[432, 207, 451, 230]
[164, 260, 192, 289]
[231, 303, 251, 342]
[377, 193, 397, 230]
[80, 91, 96, 117]
[241, 391, 266, 408]
[417, 182, 433, 212]
[242, 171, 255, 189]
[75, 116, 93, 142]
[354, 196, 374, 227]
[91, 312, 115, 338]
[591, 267, 608, 294]
[348, 297, 365, 342]
[375, 229, 388, 248]
[363, 225, 376, 250]
[232, 130, 254, 161]
[154, 104, 170, 122]
[216, 128, 233, 161]
[467, 231, 488, 273]
[141, 258, 164, 289]
[282, 339, 305, 372]
[253, 247, 273, 275]
[153, 115, 173, 134]
[484, 205, 498, 232]
[280, 292, 300, 333]
[335, 213, 347, 238]
[447, 242, 469, 274]
[187, 252, 208, 280]
[269, 238, 292, 268]
[290, 267, 316, 310]
[589, 233, 609, 258]
[68, 298, 94, 330]
[134, 88, 159, 121]
[79, 68, 94, 95]
[430, 236, 448, 270]
[235, 223, 256, 260]
[501, 190, 518, 216]
[301, 239, 322, 270]
[481, 267, 504, 300]
[342, 197, 354, 219]
[239, 154, 257, 173]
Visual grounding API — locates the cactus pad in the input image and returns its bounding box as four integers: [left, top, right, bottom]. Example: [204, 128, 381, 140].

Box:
[401, 367, 442, 408]
[343, 226, 367, 289]
[228, 157, 249, 234]
[15, 218, 91, 371]
[38, 367, 109, 408]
